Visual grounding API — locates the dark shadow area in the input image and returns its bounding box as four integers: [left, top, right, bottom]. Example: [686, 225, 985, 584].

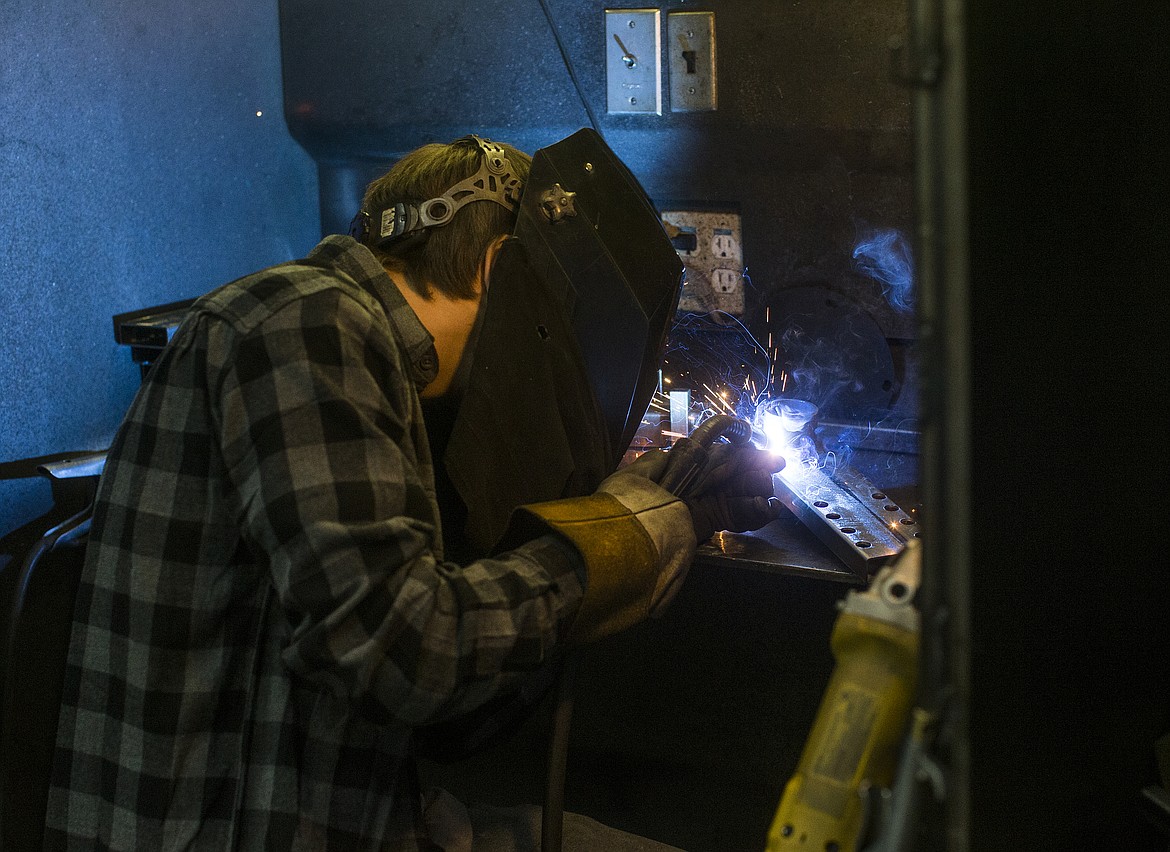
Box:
[420, 567, 846, 852]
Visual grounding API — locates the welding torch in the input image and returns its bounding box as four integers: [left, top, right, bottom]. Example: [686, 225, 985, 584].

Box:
[657, 413, 756, 494]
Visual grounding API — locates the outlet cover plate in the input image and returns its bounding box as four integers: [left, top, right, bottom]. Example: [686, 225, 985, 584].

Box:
[662, 210, 744, 315]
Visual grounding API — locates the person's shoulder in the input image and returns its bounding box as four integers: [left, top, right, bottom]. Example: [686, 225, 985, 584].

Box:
[195, 237, 382, 336]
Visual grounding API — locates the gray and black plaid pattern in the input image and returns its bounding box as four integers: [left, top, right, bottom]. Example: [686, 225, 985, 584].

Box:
[45, 236, 585, 850]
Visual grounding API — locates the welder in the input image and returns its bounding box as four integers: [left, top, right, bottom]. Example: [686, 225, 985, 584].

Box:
[44, 129, 783, 850]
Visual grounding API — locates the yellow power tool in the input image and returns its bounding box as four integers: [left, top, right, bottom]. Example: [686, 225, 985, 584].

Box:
[766, 539, 921, 851]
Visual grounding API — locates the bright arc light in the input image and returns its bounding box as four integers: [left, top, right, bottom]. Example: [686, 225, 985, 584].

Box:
[755, 410, 820, 481]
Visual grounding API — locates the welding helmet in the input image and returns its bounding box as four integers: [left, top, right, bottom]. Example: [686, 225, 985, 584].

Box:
[438, 128, 684, 555]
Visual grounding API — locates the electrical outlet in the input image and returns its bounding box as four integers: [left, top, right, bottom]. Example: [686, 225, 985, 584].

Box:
[605, 9, 661, 115]
[712, 268, 742, 293]
[661, 210, 744, 315]
[712, 227, 738, 260]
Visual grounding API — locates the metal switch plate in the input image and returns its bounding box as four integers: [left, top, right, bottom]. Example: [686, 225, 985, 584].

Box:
[668, 11, 716, 112]
[605, 9, 661, 115]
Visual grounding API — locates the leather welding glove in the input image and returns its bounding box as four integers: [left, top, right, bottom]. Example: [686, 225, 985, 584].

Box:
[502, 442, 782, 645]
[668, 439, 785, 542]
[617, 437, 784, 541]
[501, 460, 692, 644]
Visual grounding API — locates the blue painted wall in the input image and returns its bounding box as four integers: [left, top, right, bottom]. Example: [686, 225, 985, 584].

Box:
[0, 0, 320, 537]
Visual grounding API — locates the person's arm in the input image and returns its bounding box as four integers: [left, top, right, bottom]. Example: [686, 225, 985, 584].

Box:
[212, 286, 585, 725]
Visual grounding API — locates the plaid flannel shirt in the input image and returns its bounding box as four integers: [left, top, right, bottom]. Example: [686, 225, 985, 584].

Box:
[45, 236, 586, 850]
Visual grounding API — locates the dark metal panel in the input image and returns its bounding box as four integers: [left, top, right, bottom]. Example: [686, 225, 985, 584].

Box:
[918, 1, 1170, 848]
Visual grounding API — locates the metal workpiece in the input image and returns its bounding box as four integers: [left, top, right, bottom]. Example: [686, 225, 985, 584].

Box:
[831, 465, 921, 541]
[668, 389, 691, 439]
[771, 462, 913, 577]
[697, 514, 867, 584]
[36, 452, 108, 480]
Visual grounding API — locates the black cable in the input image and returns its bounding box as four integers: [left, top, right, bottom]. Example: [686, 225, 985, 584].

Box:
[0, 504, 91, 849]
[658, 415, 753, 494]
[541, 653, 578, 852]
[3, 506, 92, 669]
[535, 0, 605, 138]
[694, 414, 752, 446]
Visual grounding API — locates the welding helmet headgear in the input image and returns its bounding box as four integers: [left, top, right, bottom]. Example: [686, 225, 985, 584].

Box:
[350, 136, 524, 250]
[443, 128, 685, 555]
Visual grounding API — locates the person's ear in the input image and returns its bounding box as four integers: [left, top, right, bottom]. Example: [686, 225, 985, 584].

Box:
[479, 234, 509, 292]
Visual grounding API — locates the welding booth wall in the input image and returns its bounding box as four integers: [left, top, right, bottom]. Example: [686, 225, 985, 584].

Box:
[0, 0, 321, 540]
[280, 0, 916, 340]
